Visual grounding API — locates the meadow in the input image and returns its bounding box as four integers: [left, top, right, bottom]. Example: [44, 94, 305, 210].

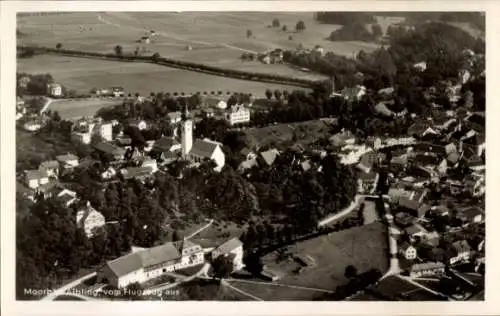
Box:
[17, 12, 382, 78]
[18, 55, 311, 100]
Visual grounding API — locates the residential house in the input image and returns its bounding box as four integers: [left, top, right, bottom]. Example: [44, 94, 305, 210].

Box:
[116, 136, 133, 147]
[76, 203, 106, 238]
[366, 137, 382, 150]
[409, 262, 445, 278]
[226, 105, 250, 125]
[458, 207, 484, 224]
[56, 154, 79, 169]
[394, 212, 416, 228]
[25, 169, 49, 189]
[167, 111, 183, 124]
[202, 108, 215, 118]
[204, 98, 227, 110]
[211, 238, 244, 272]
[101, 166, 117, 180]
[404, 224, 428, 242]
[329, 131, 356, 147]
[141, 159, 158, 173]
[398, 197, 430, 218]
[261, 267, 285, 282]
[357, 170, 379, 194]
[97, 239, 204, 288]
[413, 61, 427, 72]
[258, 148, 280, 167]
[423, 231, 440, 247]
[23, 120, 43, 132]
[374, 102, 394, 117]
[152, 137, 181, 156]
[71, 119, 113, 144]
[341, 85, 366, 101]
[185, 139, 225, 172]
[47, 83, 62, 97]
[39, 160, 60, 178]
[400, 242, 417, 260]
[112, 87, 125, 97]
[447, 240, 472, 265]
[121, 166, 154, 181]
[94, 142, 126, 161]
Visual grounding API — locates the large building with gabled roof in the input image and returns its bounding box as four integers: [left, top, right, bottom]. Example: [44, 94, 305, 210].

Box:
[98, 239, 204, 288]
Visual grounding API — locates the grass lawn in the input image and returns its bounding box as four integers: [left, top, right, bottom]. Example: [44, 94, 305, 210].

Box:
[47, 98, 121, 120]
[245, 119, 330, 148]
[18, 55, 310, 98]
[225, 279, 328, 301]
[250, 222, 389, 299]
[175, 264, 205, 277]
[168, 279, 249, 300]
[189, 220, 246, 248]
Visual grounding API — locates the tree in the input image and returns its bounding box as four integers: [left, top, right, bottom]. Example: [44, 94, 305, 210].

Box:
[282, 25, 288, 32]
[344, 265, 358, 279]
[274, 89, 282, 100]
[212, 254, 235, 280]
[114, 45, 123, 57]
[152, 52, 160, 63]
[244, 252, 263, 276]
[172, 230, 182, 242]
[265, 89, 273, 100]
[371, 23, 383, 39]
[295, 20, 306, 32]
[246, 29, 253, 39]
[272, 18, 280, 28]
[56, 43, 62, 50]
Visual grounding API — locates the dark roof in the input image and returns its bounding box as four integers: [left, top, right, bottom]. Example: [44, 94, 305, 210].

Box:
[94, 142, 126, 156]
[399, 197, 420, 211]
[450, 240, 472, 256]
[25, 169, 48, 181]
[190, 139, 220, 158]
[414, 153, 440, 166]
[153, 137, 180, 152]
[39, 160, 60, 169]
[405, 225, 423, 235]
[408, 122, 431, 136]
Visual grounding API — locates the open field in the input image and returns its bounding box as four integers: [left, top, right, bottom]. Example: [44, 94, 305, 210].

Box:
[18, 55, 310, 98]
[250, 222, 388, 299]
[48, 98, 122, 120]
[18, 12, 380, 77]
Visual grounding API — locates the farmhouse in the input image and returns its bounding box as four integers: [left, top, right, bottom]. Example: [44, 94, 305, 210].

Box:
[121, 166, 154, 181]
[112, 87, 125, 97]
[39, 160, 60, 178]
[400, 242, 417, 260]
[97, 239, 204, 288]
[211, 238, 244, 272]
[47, 83, 62, 97]
[94, 141, 126, 161]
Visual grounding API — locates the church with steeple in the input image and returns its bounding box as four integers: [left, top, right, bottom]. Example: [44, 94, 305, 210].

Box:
[178, 105, 225, 172]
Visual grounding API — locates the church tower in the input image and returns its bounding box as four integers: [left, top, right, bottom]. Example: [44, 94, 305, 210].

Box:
[180, 104, 193, 158]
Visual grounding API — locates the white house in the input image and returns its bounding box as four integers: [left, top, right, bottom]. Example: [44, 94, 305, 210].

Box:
[205, 98, 227, 110]
[76, 203, 106, 238]
[55, 188, 78, 207]
[97, 239, 204, 288]
[211, 238, 244, 272]
[413, 61, 427, 72]
[112, 87, 125, 97]
[226, 105, 250, 126]
[141, 159, 158, 173]
[47, 83, 62, 97]
[25, 169, 49, 189]
[400, 242, 417, 260]
[23, 120, 43, 132]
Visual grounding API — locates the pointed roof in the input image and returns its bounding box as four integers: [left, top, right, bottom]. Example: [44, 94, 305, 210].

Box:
[190, 139, 220, 158]
[260, 148, 280, 166]
[213, 238, 243, 255]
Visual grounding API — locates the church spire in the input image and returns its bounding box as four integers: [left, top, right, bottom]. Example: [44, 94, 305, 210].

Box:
[181, 103, 189, 121]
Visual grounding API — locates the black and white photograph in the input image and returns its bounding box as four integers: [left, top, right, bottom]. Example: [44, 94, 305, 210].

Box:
[2, 1, 496, 313]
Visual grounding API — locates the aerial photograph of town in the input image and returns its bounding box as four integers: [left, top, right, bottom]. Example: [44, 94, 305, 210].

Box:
[15, 11, 485, 301]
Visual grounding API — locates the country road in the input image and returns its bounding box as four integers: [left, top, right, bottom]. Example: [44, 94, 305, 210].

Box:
[41, 272, 97, 301]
